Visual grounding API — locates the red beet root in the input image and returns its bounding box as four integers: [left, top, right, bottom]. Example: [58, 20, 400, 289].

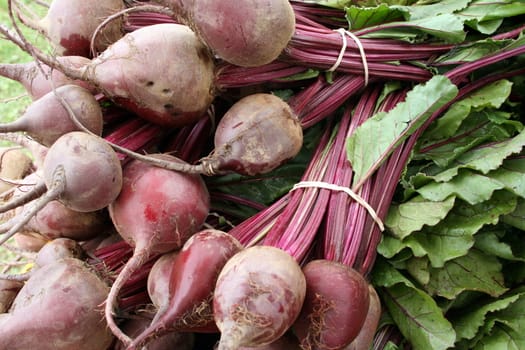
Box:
[213, 245, 306, 349]
[293, 260, 370, 350]
[105, 154, 210, 345]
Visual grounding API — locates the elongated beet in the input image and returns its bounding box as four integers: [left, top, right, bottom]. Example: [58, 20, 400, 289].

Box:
[293, 260, 370, 350]
[130, 229, 243, 349]
[0, 56, 93, 100]
[105, 154, 210, 345]
[0, 258, 113, 350]
[213, 245, 306, 349]
[0, 84, 103, 146]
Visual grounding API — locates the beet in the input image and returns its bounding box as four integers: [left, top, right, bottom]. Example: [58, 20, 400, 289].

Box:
[158, 0, 296, 67]
[0, 132, 122, 247]
[105, 154, 210, 345]
[81, 23, 215, 127]
[0, 84, 104, 146]
[114, 310, 195, 350]
[0, 56, 94, 100]
[34, 238, 85, 268]
[129, 229, 243, 349]
[0, 147, 33, 195]
[0, 279, 23, 313]
[344, 285, 382, 350]
[207, 93, 303, 176]
[0, 258, 114, 349]
[213, 245, 306, 349]
[293, 260, 370, 350]
[15, 0, 125, 56]
[41, 131, 123, 212]
[25, 201, 109, 241]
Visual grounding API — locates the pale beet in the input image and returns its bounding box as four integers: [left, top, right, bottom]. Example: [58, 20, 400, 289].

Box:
[293, 260, 370, 350]
[159, 0, 296, 67]
[0, 84, 104, 146]
[34, 238, 84, 268]
[0, 132, 122, 246]
[83, 23, 216, 126]
[25, 201, 109, 241]
[0, 147, 33, 195]
[213, 245, 306, 349]
[15, 0, 125, 56]
[117, 92, 304, 177]
[130, 229, 243, 349]
[0, 279, 23, 313]
[0, 258, 113, 350]
[0, 56, 93, 100]
[42, 131, 123, 212]
[105, 154, 210, 345]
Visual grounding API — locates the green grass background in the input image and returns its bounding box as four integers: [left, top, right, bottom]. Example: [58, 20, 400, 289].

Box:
[0, 0, 48, 271]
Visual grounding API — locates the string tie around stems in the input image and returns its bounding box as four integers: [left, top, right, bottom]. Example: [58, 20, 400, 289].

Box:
[291, 180, 384, 231]
[328, 28, 369, 86]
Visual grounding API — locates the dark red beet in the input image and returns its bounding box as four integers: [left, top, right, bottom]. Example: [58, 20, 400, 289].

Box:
[105, 154, 210, 345]
[129, 229, 243, 349]
[344, 285, 382, 350]
[293, 260, 370, 350]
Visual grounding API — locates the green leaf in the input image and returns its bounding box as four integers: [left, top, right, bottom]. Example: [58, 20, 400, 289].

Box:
[372, 256, 417, 288]
[427, 128, 525, 182]
[434, 39, 515, 65]
[380, 283, 456, 350]
[405, 191, 517, 267]
[416, 170, 506, 205]
[386, 195, 456, 239]
[473, 325, 525, 350]
[420, 79, 513, 141]
[347, 75, 458, 188]
[425, 249, 507, 299]
[452, 291, 523, 341]
[357, 13, 466, 43]
[475, 229, 525, 262]
[457, 0, 525, 34]
[395, 0, 471, 21]
[345, 4, 406, 30]
[417, 114, 518, 168]
[503, 198, 525, 230]
[489, 159, 525, 198]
